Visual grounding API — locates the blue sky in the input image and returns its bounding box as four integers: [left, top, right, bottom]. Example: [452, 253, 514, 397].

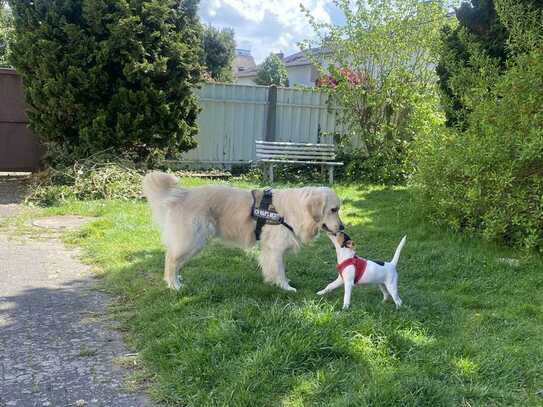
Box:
[198, 0, 346, 64]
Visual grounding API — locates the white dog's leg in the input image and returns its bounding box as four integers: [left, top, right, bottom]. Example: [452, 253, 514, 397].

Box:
[379, 284, 390, 303]
[342, 270, 355, 310]
[259, 246, 296, 292]
[317, 276, 343, 295]
[384, 273, 402, 309]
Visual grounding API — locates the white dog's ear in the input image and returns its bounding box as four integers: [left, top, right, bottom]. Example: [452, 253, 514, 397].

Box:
[307, 191, 326, 223]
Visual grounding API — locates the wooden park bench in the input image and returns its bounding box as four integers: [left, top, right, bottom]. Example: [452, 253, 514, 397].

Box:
[255, 140, 343, 184]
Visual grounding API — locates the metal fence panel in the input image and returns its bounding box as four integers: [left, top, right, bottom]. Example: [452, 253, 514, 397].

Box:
[182, 83, 343, 165]
[182, 83, 269, 164]
[275, 87, 339, 144]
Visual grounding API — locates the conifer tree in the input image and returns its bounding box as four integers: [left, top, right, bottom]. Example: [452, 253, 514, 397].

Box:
[9, 0, 202, 160]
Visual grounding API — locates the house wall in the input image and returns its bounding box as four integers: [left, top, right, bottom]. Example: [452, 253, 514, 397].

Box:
[286, 65, 313, 87]
[236, 76, 257, 85]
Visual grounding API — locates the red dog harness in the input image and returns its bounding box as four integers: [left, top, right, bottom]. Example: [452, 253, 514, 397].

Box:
[336, 256, 367, 284]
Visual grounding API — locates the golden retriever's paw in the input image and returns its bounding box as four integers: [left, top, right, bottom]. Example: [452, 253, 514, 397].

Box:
[165, 276, 183, 291]
[316, 289, 327, 296]
[279, 282, 297, 292]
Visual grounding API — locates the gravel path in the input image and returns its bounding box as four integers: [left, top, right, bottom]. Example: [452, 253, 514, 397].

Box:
[0, 176, 156, 407]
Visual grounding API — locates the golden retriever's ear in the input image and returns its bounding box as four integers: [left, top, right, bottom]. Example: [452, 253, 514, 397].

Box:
[307, 191, 326, 223]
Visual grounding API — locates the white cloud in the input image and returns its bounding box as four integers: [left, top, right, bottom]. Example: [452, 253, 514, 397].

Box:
[199, 0, 340, 63]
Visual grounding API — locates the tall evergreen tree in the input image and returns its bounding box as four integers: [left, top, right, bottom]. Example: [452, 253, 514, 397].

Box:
[8, 0, 202, 160]
[437, 0, 543, 127]
[202, 25, 235, 82]
[437, 0, 508, 127]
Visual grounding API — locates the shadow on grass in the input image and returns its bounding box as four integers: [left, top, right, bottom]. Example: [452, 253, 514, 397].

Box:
[58, 188, 543, 406]
[105, 238, 475, 405]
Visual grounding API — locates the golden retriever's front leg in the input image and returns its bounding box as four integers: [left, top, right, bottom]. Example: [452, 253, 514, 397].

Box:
[259, 246, 296, 292]
[164, 252, 183, 290]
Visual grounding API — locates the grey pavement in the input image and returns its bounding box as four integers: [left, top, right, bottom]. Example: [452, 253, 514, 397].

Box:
[0, 176, 156, 407]
[0, 175, 29, 218]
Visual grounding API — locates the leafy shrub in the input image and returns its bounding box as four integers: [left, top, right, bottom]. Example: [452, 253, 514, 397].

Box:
[333, 93, 445, 184]
[9, 0, 202, 162]
[0, 3, 13, 66]
[413, 49, 543, 250]
[336, 135, 411, 185]
[303, 0, 448, 184]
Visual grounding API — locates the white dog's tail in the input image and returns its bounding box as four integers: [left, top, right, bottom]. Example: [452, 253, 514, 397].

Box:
[142, 171, 179, 230]
[390, 235, 407, 267]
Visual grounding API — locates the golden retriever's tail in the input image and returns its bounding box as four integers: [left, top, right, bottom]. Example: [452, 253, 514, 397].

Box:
[143, 171, 179, 230]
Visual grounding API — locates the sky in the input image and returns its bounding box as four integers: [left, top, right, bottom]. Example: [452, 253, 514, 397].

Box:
[198, 0, 346, 64]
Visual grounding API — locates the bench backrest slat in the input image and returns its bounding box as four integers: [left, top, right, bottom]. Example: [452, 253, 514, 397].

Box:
[257, 146, 335, 153]
[257, 149, 335, 156]
[256, 140, 337, 163]
[257, 154, 336, 161]
[256, 140, 333, 148]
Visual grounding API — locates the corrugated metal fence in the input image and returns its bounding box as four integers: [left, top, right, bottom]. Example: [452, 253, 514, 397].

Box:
[182, 83, 343, 165]
[275, 87, 340, 144]
[0, 76, 343, 170]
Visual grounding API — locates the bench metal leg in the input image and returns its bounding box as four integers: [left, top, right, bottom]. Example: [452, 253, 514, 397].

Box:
[328, 166, 334, 184]
[268, 164, 274, 184]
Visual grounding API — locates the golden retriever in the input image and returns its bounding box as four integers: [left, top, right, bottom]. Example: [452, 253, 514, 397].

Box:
[143, 171, 344, 291]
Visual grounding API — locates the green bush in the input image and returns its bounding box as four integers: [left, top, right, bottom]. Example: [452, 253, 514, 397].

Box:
[304, 0, 448, 184]
[413, 49, 543, 250]
[0, 2, 13, 66]
[9, 0, 202, 162]
[334, 94, 445, 184]
[335, 139, 411, 185]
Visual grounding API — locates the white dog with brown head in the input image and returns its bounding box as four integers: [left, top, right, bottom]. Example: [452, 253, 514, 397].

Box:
[143, 172, 344, 292]
[317, 232, 406, 309]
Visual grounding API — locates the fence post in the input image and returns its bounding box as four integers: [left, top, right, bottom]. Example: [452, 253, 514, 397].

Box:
[265, 85, 277, 142]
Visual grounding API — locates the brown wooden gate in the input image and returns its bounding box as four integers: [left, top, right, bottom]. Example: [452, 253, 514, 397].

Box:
[0, 68, 43, 172]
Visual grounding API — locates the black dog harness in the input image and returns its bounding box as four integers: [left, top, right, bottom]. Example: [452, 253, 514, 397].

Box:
[251, 188, 295, 240]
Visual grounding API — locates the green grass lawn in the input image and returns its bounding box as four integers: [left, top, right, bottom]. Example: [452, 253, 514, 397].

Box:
[34, 179, 543, 406]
